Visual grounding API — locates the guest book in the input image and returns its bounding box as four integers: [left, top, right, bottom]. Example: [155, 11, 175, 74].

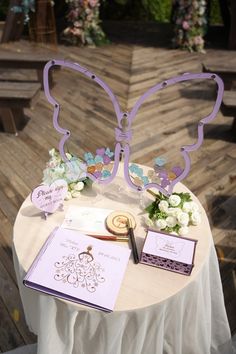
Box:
[140, 229, 197, 275]
[23, 227, 131, 312]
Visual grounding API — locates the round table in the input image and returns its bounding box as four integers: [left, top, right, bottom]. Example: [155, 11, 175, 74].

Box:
[13, 172, 231, 354]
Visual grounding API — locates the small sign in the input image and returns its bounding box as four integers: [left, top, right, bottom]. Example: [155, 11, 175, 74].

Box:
[31, 179, 68, 214]
[140, 229, 197, 275]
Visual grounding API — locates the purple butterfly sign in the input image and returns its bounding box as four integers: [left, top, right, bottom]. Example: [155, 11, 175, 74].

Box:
[43, 60, 224, 197]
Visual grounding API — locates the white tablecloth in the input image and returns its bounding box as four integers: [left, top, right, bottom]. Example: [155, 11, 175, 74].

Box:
[13, 173, 232, 354]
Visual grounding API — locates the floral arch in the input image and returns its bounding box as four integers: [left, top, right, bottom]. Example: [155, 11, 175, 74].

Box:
[62, 0, 209, 52]
[7, 0, 221, 52]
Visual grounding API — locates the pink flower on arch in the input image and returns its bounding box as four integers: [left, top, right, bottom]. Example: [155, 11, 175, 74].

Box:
[182, 21, 190, 30]
[194, 36, 204, 45]
[89, 0, 98, 7]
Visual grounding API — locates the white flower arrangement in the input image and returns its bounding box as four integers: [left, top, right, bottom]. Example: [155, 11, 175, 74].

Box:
[145, 192, 201, 236]
[43, 149, 91, 199]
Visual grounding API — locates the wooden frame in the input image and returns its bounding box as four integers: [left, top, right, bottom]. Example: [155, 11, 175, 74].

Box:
[1, 0, 24, 43]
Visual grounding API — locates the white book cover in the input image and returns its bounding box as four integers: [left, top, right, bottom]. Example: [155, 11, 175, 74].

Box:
[23, 227, 131, 312]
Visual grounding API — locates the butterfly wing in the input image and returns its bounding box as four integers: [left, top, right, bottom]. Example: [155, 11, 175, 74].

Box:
[125, 73, 224, 196]
[43, 59, 124, 185]
[44, 61, 224, 195]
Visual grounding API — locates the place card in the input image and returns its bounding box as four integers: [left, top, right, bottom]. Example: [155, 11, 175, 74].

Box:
[140, 229, 197, 275]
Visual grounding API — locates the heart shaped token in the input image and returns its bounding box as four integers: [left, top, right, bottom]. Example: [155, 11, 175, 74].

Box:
[31, 179, 68, 214]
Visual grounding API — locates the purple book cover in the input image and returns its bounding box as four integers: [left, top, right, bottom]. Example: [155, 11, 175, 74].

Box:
[23, 227, 131, 312]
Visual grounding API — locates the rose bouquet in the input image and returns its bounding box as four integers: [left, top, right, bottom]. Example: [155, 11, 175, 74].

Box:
[43, 149, 92, 200]
[145, 191, 201, 236]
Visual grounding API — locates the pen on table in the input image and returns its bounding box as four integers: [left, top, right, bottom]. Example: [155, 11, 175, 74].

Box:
[88, 234, 129, 242]
[127, 218, 139, 264]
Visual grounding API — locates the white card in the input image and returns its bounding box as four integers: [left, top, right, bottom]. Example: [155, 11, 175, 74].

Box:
[61, 206, 114, 236]
[142, 230, 196, 265]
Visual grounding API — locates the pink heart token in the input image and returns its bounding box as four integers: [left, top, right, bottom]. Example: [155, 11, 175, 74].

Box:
[31, 179, 68, 214]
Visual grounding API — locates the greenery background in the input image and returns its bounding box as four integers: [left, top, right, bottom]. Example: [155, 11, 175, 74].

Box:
[0, 0, 222, 24]
[101, 0, 222, 23]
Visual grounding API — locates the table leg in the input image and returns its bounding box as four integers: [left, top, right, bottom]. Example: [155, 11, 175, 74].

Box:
[0, 107, 18, 134]
[231, 117, 236, 134]
[11, 108, 26, 129]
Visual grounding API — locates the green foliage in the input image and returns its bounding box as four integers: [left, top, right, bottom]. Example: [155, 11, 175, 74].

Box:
[101, 0, 171, 22]
[142, 0, 172, 23]
[210, 0, 222, 24]
[115, 0, 128, 4]
[101, 0, 222, 25]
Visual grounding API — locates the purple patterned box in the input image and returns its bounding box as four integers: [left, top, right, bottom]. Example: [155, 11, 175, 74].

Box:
[140, 229, 197, 276]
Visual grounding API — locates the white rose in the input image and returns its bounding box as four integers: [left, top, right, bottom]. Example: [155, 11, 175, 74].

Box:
[167, 207, 181, 217]
[146, 218, 154, 227]
[49, 148, 56, 157]
[189, 202, 199, 213]
[65, 191, 72, 200]
[199, 6, 205, 15]
[155, 219, 167, 230]
[174, 208, 182, 217]
[74, 181, 84, 191]
[182, 202, 192, 213]
[158, 200, 169, 212]
[179, 226, 189, 236]
[71, 190, 81, 198]
[168, 194, 181, 207]
[177, 212, 189, 226]
[191, 211, 201, 225]
[166, 216, 177, 228]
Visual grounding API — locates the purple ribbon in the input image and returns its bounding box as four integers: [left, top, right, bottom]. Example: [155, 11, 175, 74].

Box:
[115, 127, 132, 142]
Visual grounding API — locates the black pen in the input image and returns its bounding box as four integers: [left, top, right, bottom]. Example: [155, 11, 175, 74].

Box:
[127, 218, 139, 264]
